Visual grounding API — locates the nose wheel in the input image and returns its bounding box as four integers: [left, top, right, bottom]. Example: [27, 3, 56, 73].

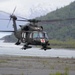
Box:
[42, 46, 51, 51]
[41, 44, 51, 51]
[22, 43, 32, 50]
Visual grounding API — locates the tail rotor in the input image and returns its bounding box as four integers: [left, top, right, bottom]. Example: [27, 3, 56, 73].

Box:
[7, 7, 16, 27]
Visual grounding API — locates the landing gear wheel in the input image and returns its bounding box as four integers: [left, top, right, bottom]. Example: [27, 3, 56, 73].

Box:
[22, 43, 32, 50]
[41, 45, 47, 51]
[15, 41, 21, 45]
[42, 48, 46, 51]
[41, 44, 51, 51]
[22, 45, 27, 50]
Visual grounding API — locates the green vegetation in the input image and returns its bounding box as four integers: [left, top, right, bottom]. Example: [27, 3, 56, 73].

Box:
[50, 72, 63, 75]
[0, 60, 8, 63]
[49, 39, 75, 48]
[49, 67, 69, 75]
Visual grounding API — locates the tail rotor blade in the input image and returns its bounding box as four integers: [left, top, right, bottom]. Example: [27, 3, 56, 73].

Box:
[0, 10, 10, 15]
[12, 7, 16, 15]
[6, 7, 16, 28]
[7, 18, 11, 27]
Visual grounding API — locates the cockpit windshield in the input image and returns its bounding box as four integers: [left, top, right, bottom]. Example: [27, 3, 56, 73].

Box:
[44, 32, 48, 39]
[33, 32, 43, 38]
[33, 31, 48, 39]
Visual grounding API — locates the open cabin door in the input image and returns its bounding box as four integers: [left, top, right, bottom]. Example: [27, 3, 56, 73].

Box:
[22, 32, 26, 43]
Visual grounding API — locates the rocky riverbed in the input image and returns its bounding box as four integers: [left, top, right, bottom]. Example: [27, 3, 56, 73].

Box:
[0, 55, 75, 75]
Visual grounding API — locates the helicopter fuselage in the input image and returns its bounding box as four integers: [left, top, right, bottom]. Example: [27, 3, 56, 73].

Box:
[14, 25, 49, 46]
[13, 24, 50, 50]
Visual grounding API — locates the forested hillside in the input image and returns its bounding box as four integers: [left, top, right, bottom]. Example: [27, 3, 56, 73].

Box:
[37, 1, 75, 41]
[1, 1, 75, 43]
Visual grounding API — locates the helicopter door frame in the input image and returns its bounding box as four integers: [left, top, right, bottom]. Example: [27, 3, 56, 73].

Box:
[22, 32, 26, 42]
[22, 32, 26, 38]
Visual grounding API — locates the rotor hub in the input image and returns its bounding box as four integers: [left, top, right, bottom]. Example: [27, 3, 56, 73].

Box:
[10, 15, 17, 20]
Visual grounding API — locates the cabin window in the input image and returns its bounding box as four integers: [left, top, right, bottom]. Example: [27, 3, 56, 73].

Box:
[30, 33, 32, 38]
[22, 32, 26, 38]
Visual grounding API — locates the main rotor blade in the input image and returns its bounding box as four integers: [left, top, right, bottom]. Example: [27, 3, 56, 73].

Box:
[1, 18, 75, 22]
[0, 18, 10, 20]
[0, 10, 10, 15]
[40, 18, 75, 22]
[17, 16, 28, 20]
[0, 18, 27, 21]
[0, 10, 28, 20]
[0, 30, 14, 32]
[7, 18, 11, 27]
[12, 7, 16, 15]
[15, 18, 75, 22]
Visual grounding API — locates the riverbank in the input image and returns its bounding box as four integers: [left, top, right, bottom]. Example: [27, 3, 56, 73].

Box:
[49, 39, 75, 49]
[0, 42, 75, 58]
[1, 39, 75, 49]
[0, 55, 75, 75]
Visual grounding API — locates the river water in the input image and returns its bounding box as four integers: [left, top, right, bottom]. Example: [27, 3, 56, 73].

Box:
[0, 41, 75, 58]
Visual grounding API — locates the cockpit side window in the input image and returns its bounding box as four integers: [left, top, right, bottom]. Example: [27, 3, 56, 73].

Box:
[39, 32, 43, 38]
[44, 33, 48, 39]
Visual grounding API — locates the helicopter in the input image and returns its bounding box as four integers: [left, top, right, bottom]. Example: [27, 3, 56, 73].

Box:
[0, 10, 75, 50]
[0, 10, 52, 50]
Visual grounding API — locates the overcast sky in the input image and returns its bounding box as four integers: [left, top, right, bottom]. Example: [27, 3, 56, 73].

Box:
[0, 0, 75, 18]
[0, 0, 75, 38]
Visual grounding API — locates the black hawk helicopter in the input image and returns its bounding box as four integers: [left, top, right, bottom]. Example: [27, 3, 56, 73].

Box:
[0, 10, 52, 50]
[0, 9, 75, 50]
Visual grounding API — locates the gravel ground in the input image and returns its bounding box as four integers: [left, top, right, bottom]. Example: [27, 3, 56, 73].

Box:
[0, 55, 75, 75]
